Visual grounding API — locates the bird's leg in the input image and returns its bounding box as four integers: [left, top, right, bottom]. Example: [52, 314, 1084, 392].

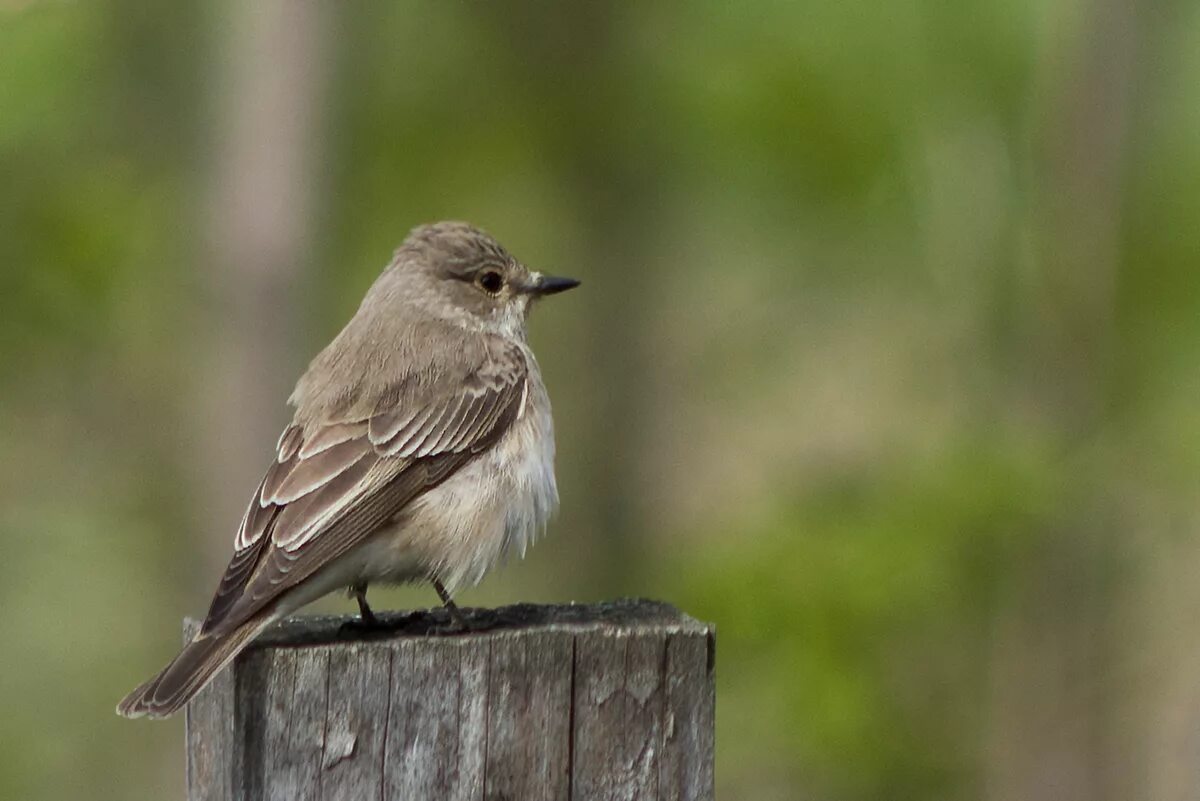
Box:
[432, 578, 468, 631]
[351, 582, 380, 627]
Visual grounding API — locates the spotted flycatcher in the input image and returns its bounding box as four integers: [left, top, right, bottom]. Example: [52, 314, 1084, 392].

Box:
[118, 222, 579, 718]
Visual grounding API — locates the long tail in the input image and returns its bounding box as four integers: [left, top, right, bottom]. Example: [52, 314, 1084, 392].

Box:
[116, 618, 270, 719]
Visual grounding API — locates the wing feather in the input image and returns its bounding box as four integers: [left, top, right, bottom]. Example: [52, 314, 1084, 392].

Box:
[367, 407, 419, 445]
[204, 520, 272, 629]
[399, 397, 460, 458]
[425, 394, 474, 454]
[264, 437, 371, 505]
[259, 450, 299, 506]
[276, 425, 302, 461]
[270, 451, 379, 550]
[298, 421, 366, 458]
[375, 404, 439, 452]
[444, 393, 490, 452]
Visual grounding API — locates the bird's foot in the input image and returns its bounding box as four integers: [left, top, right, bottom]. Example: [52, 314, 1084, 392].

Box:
[427, 608, 496, 636]
[426, 579, 495, 635]
[340, 583, 390, 634]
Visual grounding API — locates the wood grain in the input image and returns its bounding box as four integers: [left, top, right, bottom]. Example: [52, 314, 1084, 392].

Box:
[185, 599, 714, 801]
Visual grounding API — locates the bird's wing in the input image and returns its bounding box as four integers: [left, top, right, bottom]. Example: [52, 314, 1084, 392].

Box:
[199, 335, 528, 637]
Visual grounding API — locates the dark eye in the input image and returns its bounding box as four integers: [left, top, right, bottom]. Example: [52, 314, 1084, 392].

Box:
[476, 269, 504, 295]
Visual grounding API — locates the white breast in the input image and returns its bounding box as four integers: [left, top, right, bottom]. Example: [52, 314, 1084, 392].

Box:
[357, 351, 559, 593]
[495, 364, 559, 560]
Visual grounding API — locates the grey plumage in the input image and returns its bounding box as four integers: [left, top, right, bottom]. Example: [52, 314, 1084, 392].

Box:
[118, 222, 578, 719]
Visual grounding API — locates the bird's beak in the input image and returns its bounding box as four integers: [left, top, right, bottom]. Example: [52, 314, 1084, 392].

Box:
[531, 273, 581, 296]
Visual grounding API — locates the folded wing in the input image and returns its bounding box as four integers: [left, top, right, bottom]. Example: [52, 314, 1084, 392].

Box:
[200, 336, 528, 637]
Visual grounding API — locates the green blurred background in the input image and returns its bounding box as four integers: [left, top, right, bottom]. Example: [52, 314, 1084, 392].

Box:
[3, 1, 1200, 799]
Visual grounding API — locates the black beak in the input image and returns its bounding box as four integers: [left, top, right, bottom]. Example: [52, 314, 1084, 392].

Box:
[533, 274, 581, 296]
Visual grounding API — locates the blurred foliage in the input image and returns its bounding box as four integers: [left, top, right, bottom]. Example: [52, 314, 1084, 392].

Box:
[672, 443, 1057, 799]
[3, 1, 1200, 800]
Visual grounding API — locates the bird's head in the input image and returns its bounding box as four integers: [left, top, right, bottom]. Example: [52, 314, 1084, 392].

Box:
[385, 221, 579, 338]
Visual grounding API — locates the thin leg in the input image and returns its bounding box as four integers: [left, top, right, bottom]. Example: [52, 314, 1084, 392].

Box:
[432, 578, 467, 630]
[352, 582, 379, 627]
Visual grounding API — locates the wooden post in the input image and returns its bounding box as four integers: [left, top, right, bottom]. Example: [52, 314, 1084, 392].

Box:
[185, 599, 715, 801]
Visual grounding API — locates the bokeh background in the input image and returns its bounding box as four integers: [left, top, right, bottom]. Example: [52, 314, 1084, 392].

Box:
[3, 1, 1200, 799]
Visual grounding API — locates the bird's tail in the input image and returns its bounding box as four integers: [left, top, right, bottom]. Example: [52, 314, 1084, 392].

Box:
[116, 618, 270, 719]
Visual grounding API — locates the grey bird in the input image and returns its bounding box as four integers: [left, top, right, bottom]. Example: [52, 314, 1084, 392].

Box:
[118, 221, 579, 719]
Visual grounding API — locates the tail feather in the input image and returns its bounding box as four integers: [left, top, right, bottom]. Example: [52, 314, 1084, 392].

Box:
[116, 619, 269, 719]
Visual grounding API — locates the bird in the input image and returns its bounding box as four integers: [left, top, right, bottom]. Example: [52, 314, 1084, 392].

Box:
[118, 221, 579, 719]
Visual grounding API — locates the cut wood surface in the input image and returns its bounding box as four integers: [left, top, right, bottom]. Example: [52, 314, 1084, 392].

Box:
[185, 599, 715, 801]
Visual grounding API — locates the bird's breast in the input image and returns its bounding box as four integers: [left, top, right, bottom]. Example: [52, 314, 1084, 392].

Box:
[371, 366, 559, 592]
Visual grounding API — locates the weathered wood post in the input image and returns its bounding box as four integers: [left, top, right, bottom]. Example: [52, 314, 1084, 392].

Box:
[185, 599, 714, 801]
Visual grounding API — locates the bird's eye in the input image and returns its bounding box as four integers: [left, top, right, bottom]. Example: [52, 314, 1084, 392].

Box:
[476, 269, 504, 295]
